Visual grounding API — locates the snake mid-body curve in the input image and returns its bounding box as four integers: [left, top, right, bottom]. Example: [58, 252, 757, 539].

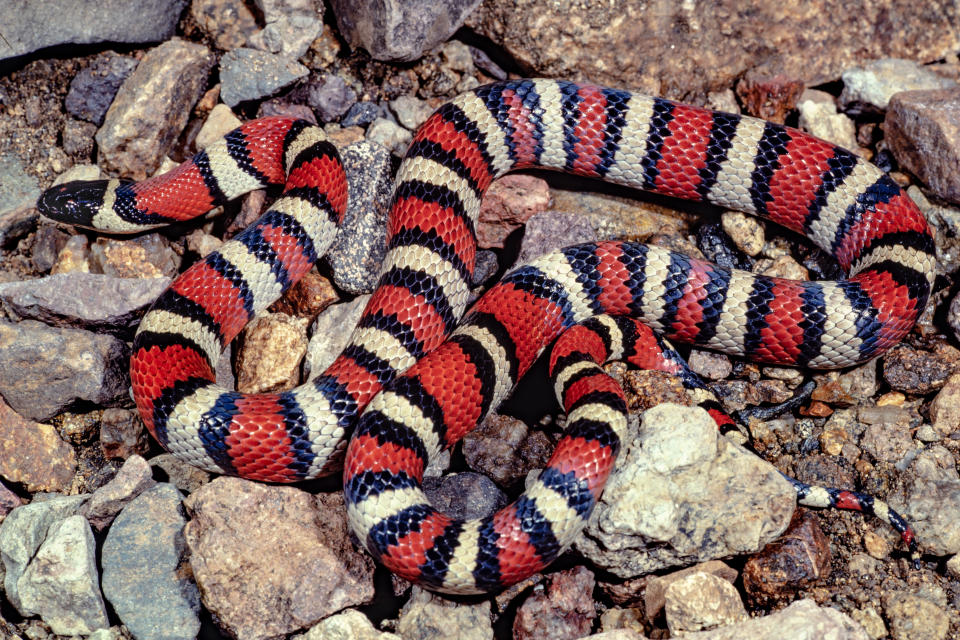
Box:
[37, 79, 935, 594]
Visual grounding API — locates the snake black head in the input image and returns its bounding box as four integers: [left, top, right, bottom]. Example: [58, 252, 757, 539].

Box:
[36, 180, 113, 229]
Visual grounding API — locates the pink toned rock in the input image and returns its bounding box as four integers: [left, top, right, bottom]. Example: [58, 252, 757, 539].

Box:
[183, 478, 375, 639]
[0, 398, 76, 493]
[513, 566, 596, 640]
[477, 175, 550, 248]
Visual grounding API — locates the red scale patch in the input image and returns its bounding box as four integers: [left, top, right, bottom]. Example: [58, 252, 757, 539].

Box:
[381, 510, 452, 581]
[654, 104, 714, 201]
[835, 194, 930, 269]
[852, 269, 922, 351]
[562, 372, 622, 412]
[595, 243, 634, 314]
[239, 117, 297, 185]
[258, 222, 314, 282]
[133, 162, 218, 221]
[387, 197, 476, 273]
[226, 394, 298, 482]
[764, 133, 834, 232]
[415, 115, 495, 193]
[549, 325, 607, 375]
[669, 260, 714, 344]
[131, 343, 214, 434]
[492, 505, 546, 586]
[549, 435, 616, 496]
[286, 153, 349, 221]
[571, 85, 608, 177]
[755, 280, 806, 364]
[363, 284, 449, 354]
[501, 89, 539, 167]
[343, 433, 426, 482]
[171, 261, 251, 343]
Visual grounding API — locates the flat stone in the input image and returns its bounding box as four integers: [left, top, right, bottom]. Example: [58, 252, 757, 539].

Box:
[0, 0, 188, 62]
[81, 455, 156, 531]
[102, 484, 200, 640]
[0, 320, 129, 422]
[297, 609, 401, 639]
[396, 585, 493, 640]
[0, 398, 76, 493]
[841, 58, 958, 110]
[0, 273, 170, 336]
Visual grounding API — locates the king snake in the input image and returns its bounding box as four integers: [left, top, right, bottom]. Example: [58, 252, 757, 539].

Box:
[38, 79, 935, 594]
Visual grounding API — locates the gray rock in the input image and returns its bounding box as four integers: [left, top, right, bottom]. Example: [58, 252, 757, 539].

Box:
[0, 320, 129, 422]
[663, 571, 747, 635]
[325, 141, 394, 293]
[0, 273, 170, 336]
[330, 0, 482, 62]
[96, 39, 215, 179]
[0, 494, 88, 613]
[18, 515, 109, 636]
[101, 484, 201, 640]
[342, 101, 383, 127]
[516, 210, 598, 266]
[298, 609, 401, 639]
[305, 294, 370, 377]
[882, 590, 950, 640]
[840, 58, 958, 110]
[81, 455, 157, 531]
[366, 117, 413, 157]
[0, 154, 41, 217]
[471, 250, 499, 286]
[0, 0, 188, 62]
[389, 94, 435, 131]
[396, 586, 493, 640]
[422, 473, 507, 521]
[574, 404, 795, 578]
[249, 12, 323, 60]
[901, 447, 960, 556]
[219, 48, 309, 107]
[65, 53, 139, 126]
[308, 74, 358, 123]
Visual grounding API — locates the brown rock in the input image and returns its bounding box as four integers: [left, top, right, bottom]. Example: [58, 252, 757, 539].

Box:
[513, 566, 596, 640]
[236, 312, 310, 393]
[742, 509, 831, 606]
[467, 1, 960, 99]
[0, 479, 21, 522]
[0, 398, 76, 492]
[735, 70, 805, 123]
[99, 408, 151, 460]
[882, 341, 960, 394]
[462, 413, 554, 487]
[184, 479, 375, 639]
[885, 87, 960, 204]
[90, 234, 180, 278]
[96, 39, 215, 178]
[687, 349, 733, 381]
[80, 455, 156, 531]
[268, 271, 339, 319]
[811, 362, 878, 406]
[620, 369, 692, 414]
[477, 174, 550, 248]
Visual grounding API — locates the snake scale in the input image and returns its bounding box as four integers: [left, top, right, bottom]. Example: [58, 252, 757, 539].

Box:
[38, 79, 935, 594]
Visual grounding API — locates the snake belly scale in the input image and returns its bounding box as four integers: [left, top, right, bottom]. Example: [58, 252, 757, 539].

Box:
[36, 79, 935, 594]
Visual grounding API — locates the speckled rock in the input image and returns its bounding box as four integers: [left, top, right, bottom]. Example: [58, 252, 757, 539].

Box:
[663, 571, 747, 635]
[219, 48, 310, 107]
[840, 58, 958, 110]
[366, 117, 412, 157]
[664, 598, 870, 639]
[883, 590, 950, 640]
[467, 1, 960, 98]
[0, 273, 169, 336]
[236, 312, 310, 393]
[190, 0, 259, 50]
[643, 561, 738, 621]
[0, 320, 129, 422]
[797, 92, 858, 151]
[195, 103, 243, 151]
[270, 271, 339, 319]
[99, 408, 151, 460]
[309, 74, 358, 123]
[721, 210, 765, 256]
[18, 515, 109, 636]
[513, 566, 596, 640]
[882, 342, 960, 395]
[248, 0, 323, 60]
[574, 404, 795, 577]
[734, 69, 804, 123]
[885, 87, 960, 204]
[96, 39, 215, 178]
[65, 53, 139, 126]
[396, 585, 493, 640]
[0, 155, 41, 219]
[389, 94, 435, 130]
[184, 479, 375, 639]
[0, 398, 76, 493]
[102, 483, 200, 640]
[930, 373, 960, 437]
[90, 234, 180, 278]
[422, 472, 507, 521]
[901, 447, 960, 556]
[330, 0, 482, 62]
[325, 141, 394, 293]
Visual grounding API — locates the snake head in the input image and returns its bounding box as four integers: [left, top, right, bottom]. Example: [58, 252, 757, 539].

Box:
[36, 180, 114, 229]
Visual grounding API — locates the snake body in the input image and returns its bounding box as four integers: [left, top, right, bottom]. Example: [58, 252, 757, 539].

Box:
[38, 79, 935, 593]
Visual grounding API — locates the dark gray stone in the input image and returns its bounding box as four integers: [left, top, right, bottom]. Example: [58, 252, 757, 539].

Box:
[341, 101, 382, 127]
[0, 154, 41, 216]
[308, 74, 357, 123]
[65, 53, 139, 125]
[324, 141, 394, 294]
[101, 484, 200, 640]
[330, 0, 482, 62]
[0, 273, 170, 336]
[0, 0, 189, 63]
[422, 472, 508, 521]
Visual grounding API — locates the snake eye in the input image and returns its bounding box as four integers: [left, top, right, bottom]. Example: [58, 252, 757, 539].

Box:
[36, 180, 111, 227]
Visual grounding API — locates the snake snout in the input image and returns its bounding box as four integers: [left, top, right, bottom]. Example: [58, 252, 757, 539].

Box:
[36, 180, 110, 228]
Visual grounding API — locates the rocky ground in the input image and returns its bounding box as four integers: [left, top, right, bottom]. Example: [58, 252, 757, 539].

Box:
[1, 1, 960, 639]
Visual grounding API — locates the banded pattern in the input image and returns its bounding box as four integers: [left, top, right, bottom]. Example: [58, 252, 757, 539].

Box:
[37, 80, 935, 591]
